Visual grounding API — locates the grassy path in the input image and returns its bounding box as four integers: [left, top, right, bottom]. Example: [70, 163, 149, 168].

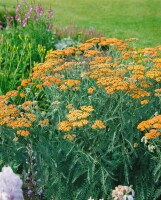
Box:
[1, 0, 161, 47]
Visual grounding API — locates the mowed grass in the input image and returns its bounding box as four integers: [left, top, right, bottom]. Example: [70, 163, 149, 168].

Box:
[1, 0, 161, 47]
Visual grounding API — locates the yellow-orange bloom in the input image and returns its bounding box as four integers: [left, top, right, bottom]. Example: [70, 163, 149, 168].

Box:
[88, 87, 96, 94]
[80, 106, 94, 113]
[57, 120, 72, 132]
[63, 134, 76, 141]
[92, 120, 106, 129]
[20, 92, 26, 98]
[140, 100, 149, 105]
[16, 130, 30, 136]
[145, 129, 161, 139]
[66, 104, 73, 109]
[39, 119, 49, 127]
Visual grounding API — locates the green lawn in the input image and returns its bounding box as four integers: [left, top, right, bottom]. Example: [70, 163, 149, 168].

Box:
[1, 0, 161, 47]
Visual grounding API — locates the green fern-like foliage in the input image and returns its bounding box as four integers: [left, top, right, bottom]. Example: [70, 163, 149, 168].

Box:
[34, 134, 115, 199]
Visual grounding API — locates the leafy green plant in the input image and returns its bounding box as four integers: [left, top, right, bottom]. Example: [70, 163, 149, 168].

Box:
[55, 25, 103, 43]
[55, 37, 81, 50]
[0, 6, 16, 28]
[0, 2, 56, 93]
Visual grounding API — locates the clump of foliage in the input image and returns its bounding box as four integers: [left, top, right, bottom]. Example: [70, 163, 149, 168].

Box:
[55, 25, 103, 42]
[1, 37, 161, 199]
[0, 2, 56, 94]
[55, 25, 103, 50]
[0, 6, 16, 28]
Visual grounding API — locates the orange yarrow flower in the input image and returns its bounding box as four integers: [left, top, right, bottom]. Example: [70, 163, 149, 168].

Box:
[92, 120, 106, 129]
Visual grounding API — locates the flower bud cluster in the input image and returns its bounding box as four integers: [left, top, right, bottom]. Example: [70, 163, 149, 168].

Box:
[24, 144, 43, 198]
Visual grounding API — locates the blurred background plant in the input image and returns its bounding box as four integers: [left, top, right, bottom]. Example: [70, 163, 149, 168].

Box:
[55, 25, 103, 42]
[0, 2, 56, 94]
[55, 25, 103, 50]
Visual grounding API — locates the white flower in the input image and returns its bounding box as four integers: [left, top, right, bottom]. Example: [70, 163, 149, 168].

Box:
[0, 192, 9, 200]
[0, 166, 24, 200]
[123, 195, 134, 200]
[123, 195, 128, 200]
[127, 195, 134, 200]
[112, 185, 135, 200]
[130, 188, 135, 196]
[148, 144, 155, 153]
[141, 136, 148, 144]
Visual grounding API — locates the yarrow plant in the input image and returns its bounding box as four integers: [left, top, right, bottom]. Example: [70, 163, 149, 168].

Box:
[0, 166, 24, 200]
[1, 36, 161, 199]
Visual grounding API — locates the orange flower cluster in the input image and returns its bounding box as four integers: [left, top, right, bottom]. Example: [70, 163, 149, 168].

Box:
[25, 37, 161, 103]
[21, 101, 37, 111]
[58, 106, 94, 132]
[0, 103, 20, 125]
[66, 104, 73, 109]
[88, 87, 96, 94]
[59, 79, 80, 91]
[88, 59, 154, 98]
[91, 120, 106, 129]
[154, 88, 161, 97]
[39, 119, 49, 127]
[63, 134, 76, 141]
[6, 90, 18, 97]
[84, 50, 101, 58]
[7, 117, 32, 129]
[17, 130, 30, 136]
[146, 69, 161, 82]
[0, 92, 38, 136]
[57, 120, 72, 132]
[138, 48, 158, 58]
[90, 56, 112, 65]
[21, 79, 31, 87]
[41, 76, 62, 86]
[140, 100, 149, 105]
[138, 115, 161, 139]
[1, 36, 161, 139]
[145, 129, 161, 139]
[67, 110, 89, 124]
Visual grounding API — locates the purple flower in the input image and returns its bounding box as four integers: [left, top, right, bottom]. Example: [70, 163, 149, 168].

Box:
[48, 9, 54, 18]
[34, 15, 38, 22]
[16, 5, 21, 13]
[29, 6, 33, 12]
[15, 14, 21, 22]
[27, 190, 32, 196]
[22, 17, 27, 27]
[22, 1, 28, 5]
[37, 6, 44, 16]
[25, 7, 33, 19]
[89, 29, 94, 35]
[25, 11, 30, 19]
[37, 188, 43, 196]
[8, 15, 13, 22]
